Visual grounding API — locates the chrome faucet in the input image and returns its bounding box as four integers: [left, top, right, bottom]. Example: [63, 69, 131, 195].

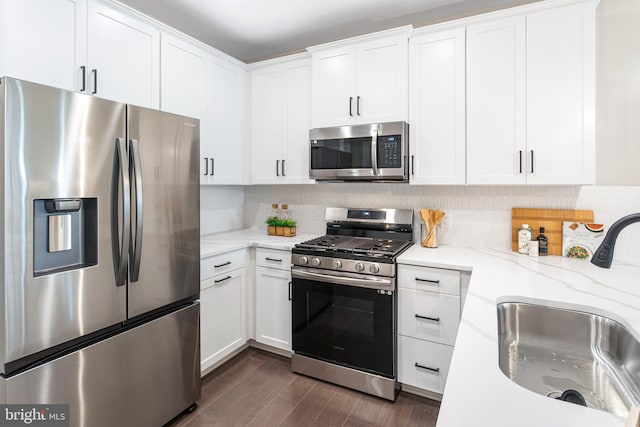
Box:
[591, 213, 640, 268]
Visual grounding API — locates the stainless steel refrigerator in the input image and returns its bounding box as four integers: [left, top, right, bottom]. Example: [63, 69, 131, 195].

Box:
[0, 77, 201, 426]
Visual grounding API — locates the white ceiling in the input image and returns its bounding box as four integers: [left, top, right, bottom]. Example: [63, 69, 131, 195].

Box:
[117, 0, 539, 63]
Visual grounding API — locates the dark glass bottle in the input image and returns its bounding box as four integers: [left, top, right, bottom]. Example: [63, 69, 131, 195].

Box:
[537, 227, 548, 256]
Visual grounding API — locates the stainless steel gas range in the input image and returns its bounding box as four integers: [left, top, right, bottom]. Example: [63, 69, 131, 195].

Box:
[290, 207, 413, 401]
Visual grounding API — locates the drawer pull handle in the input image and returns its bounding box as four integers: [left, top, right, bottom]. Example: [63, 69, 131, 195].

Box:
[415, 363, 440, 373]
[415, 314, 440, 322]
[214, 275, 232, 284]
[214, 261, 232, 268]
[265, 257, 283, 262]
[415, 277, 440, 284]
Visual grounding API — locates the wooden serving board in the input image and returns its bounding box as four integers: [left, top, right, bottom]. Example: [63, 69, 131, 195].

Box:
[511, 208, 594, 255]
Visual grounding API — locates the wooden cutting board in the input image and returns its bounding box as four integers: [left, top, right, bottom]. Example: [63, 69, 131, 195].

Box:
[511, 208, 594, 255]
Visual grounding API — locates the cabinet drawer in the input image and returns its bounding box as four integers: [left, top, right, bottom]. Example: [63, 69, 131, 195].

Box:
[201, 266, 244, 292]
[255, 248, 291, 270]
[399, 289, 460, 345]
[398, 264, 460, 295]
[398, 335, 454, 394]
[201, 249, 245, 282]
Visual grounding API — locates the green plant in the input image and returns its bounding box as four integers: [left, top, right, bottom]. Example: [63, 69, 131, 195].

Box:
[265, 217, 297, 227]
[281, 218, 297, 227]
[265, 216, 280, 226]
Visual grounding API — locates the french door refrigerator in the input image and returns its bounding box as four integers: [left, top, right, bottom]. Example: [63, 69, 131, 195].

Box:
[0, 77, 201, 426]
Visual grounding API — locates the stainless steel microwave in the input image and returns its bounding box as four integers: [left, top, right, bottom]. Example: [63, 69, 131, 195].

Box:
[309, 121, 409, 182]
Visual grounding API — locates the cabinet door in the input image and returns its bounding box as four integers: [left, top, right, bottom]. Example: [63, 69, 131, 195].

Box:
[87, 2, 160, 108]
[467, 16, 526, 184]
[160, 34, 208, 180]
[207, 56, 246, 185]
[526, 4, 595, 185]
[311, 46, 356, 127]
[250, 65, 283, 184]
[409, 29, 465, 184]
[255, 266, 291, 352]
[0, 0, 87, 92]
[200, 269, 246, 374]
[282, 59, 313, 184]
[356, 36, 408, 124]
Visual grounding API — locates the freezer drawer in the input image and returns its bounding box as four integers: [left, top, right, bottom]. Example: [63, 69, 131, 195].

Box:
[3, 304, 200, 427]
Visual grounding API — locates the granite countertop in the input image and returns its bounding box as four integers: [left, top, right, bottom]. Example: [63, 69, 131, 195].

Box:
[397, 245, 640, 427]
[200, 228, 318, 257]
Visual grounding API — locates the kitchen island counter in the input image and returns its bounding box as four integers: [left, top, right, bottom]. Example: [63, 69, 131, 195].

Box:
[398, 245, 640, 427]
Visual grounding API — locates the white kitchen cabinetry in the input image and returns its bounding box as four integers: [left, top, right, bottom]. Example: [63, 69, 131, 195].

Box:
[397, 264, 461, 395]
[467, 16, 526, 185]
[160, 33, 209, 176]
[87, 1, 160, 108]
[525, 3, 595, 185]
[205, 55, 246, 185]
[466, 2, 595, 185]
[200, 249, 247, 374]
[409, 28, 466, 184]
[254, 248, 292, 352]
[310, 29, 410, 128]
[0, 0, 87, 92]
[250, 58, 312, 184]
[0, 0, 159, 107]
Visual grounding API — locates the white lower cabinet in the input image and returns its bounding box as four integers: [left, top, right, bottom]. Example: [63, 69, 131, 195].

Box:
[200, 249, 246, 374]
[255, 248, 292, 352]
[398, 264, 461, 395]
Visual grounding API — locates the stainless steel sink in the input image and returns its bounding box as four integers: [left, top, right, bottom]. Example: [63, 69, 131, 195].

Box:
[497, 302, 640, 417]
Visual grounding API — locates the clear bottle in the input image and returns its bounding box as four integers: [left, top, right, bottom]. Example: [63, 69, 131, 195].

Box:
[281, 204, 289, 221]
[537, 227, 548, 256]
[518, 224, 532, 254]
[270, 203, 279, 219]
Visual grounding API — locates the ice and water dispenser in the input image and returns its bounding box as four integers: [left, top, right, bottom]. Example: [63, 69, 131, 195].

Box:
[33, 198, 98, 276]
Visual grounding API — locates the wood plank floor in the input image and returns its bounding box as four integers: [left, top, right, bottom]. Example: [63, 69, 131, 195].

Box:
[167, 348, 440, 427]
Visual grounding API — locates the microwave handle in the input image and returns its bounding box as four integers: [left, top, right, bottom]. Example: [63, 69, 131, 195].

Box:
[371, 129, 378, 176]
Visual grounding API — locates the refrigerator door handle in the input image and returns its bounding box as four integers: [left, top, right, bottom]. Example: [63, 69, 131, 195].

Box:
[112, 138, 131, 287]
[129, 138, 144, 282]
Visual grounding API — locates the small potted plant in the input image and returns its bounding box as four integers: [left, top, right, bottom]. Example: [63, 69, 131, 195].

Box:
[265, 217, 297, 237]
[265, 216, 279, 236]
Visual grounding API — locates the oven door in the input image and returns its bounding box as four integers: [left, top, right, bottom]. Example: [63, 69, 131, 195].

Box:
[291, 267, 395, 378]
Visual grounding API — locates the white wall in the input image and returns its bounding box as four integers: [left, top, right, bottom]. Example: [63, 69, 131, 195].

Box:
[244, 184, 640, 264]
[200, 186, 245, 235]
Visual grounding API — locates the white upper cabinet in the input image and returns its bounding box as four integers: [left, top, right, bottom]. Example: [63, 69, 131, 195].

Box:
[409, 28, 466, 185]
[250, 57, 312, 184]
[466, 1, 596, 185]
[0, 0, 160, 107]
[0, 0, 87, 92]
[525, 3, 595, 185]
[206, 55, 246, 185]
[310, 28, 410, 128]
[87, 1, 160, 108]
[466, 16, 526, 185]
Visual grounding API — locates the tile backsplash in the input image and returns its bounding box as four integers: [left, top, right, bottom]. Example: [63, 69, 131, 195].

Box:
[241, 184, 640, 264]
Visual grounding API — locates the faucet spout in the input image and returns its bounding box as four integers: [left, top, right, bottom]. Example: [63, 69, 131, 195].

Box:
[591, 213, 640, 268]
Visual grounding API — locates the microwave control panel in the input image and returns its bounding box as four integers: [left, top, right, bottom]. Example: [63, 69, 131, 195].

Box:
[377, 135, 402, 168]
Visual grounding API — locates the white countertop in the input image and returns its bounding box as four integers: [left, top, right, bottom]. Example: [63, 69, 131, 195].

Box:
[200, 228, 318, 257]
[397, 245, 640, 427]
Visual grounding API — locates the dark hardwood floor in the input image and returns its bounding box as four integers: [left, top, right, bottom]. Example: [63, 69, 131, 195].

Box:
[168, 348, 440, 427]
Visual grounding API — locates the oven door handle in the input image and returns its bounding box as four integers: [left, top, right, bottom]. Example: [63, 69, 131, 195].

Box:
[291, 267, 393, 291]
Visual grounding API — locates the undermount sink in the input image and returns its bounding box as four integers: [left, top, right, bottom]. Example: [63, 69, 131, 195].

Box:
[497, 302, 640, 418]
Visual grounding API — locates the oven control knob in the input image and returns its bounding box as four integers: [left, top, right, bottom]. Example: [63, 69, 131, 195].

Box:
[333, 260, 342, 269]
[355, 262, 365, 272]
[311, 257, 321, 267]
[298, 256, 308, 265]
[369, 264, 380, 274]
